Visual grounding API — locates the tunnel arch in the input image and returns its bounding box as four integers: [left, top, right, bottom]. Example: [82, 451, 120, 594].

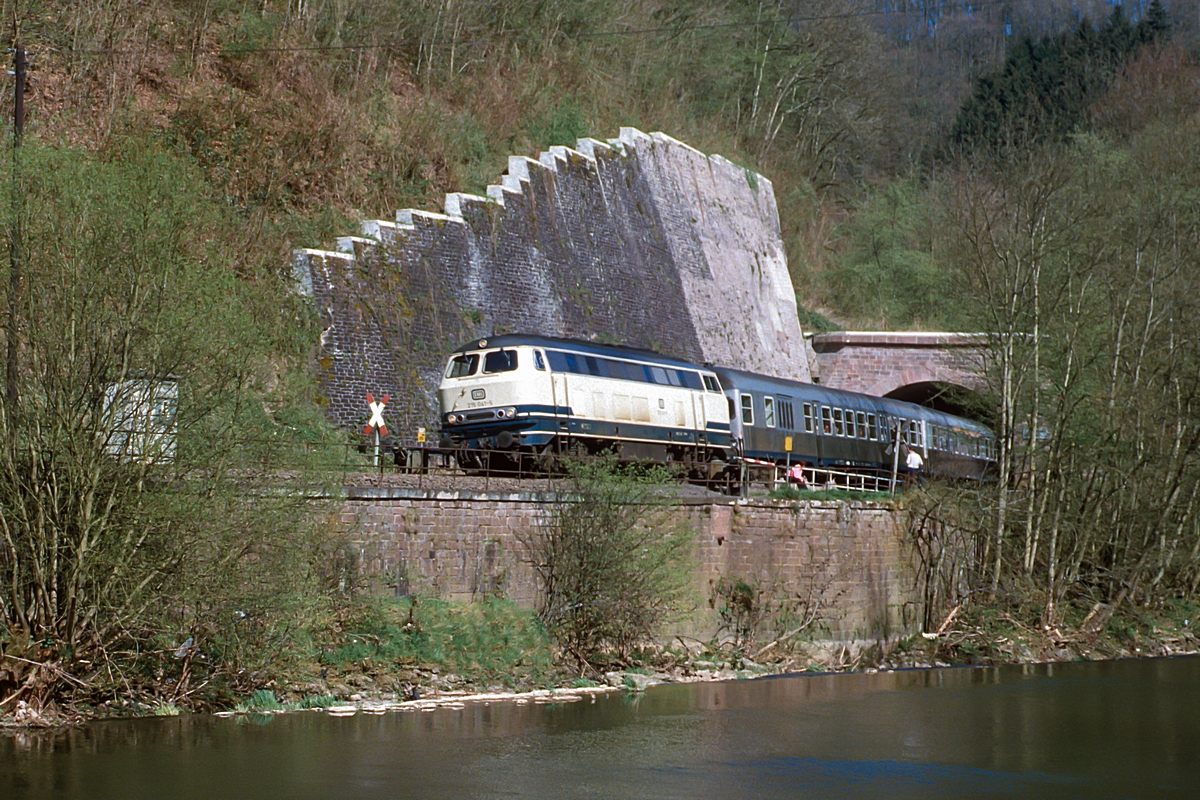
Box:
[883, 381, 995, 426]
[810, 332, 991, 423]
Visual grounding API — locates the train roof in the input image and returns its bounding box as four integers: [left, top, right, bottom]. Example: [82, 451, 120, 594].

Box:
[711, 366, 877, 406]
[450, 334, 712, 372]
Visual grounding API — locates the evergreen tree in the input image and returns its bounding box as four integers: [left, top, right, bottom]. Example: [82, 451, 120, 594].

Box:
[947, 0, 1172, 156]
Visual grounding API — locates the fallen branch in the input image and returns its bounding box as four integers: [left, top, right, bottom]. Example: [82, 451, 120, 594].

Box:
[2, 655, 89, 689]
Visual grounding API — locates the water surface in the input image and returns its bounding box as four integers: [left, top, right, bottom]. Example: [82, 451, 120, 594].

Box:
[4, 656, 1198, 798]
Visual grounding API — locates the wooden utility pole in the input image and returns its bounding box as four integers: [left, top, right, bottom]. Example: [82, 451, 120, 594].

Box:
[5, 44, 23, 408]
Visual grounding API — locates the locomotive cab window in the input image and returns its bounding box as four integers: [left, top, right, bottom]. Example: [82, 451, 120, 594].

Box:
[534, 350, 546, 371]
[483, 350, 518, 374]
[447, 353, 479, 378]
[763, 397, 776, 428]
[703, 375, 721, 393]
[741, 394, 754, 425]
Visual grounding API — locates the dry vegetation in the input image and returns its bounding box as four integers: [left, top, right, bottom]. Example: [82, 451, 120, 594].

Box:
[3, 0, 1200, 722]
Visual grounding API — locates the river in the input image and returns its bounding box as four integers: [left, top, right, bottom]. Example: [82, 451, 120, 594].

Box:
[4, 656, 1198, 798]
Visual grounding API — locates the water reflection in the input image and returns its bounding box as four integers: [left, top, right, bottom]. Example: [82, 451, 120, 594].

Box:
[3, 657, 1198, 799]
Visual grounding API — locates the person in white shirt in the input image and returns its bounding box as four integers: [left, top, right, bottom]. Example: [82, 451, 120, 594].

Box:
[904, 445, 924, 487]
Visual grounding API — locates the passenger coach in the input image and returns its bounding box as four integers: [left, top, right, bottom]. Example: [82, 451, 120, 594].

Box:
[438, 335, 732, 473]
[714, 367, 995, 480]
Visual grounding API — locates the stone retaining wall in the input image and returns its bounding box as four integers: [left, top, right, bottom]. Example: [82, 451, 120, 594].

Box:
[294, 128, 808, 440]
[335, 490, 920, 645]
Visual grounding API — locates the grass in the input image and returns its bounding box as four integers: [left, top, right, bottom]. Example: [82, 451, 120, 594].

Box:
[324, 597, 555, 687]
[235, 689, 284, 713]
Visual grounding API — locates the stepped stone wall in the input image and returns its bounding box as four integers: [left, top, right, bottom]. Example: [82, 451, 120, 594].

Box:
[294, 128, 808, 440]
[336, 491, 919, 645]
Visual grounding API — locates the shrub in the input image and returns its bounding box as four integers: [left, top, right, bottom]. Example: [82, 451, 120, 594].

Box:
[526, 457, 695, 672]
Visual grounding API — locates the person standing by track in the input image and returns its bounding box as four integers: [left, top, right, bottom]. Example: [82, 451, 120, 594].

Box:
[903, 444, 924, 487]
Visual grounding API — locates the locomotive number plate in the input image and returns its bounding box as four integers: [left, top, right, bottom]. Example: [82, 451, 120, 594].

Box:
[471, 389, 486, 400]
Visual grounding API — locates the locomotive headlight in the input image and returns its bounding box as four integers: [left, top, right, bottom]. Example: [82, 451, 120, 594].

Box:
[447, 413, 459, 424]
[504, 407, 516, 418]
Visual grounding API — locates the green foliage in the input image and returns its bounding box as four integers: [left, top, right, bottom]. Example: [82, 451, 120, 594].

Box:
[527, 98, 589, 149]
[795, 303, 840, 334]
[528, 456, 696, 671]
[0, 142, 342, 710]
[236, 689, 284, 713]
[325, 597, 553, 684]
[826, 181, 952, 328]
[948, 2, 1172, 156]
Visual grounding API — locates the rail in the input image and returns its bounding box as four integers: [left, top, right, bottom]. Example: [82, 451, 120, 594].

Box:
[101, 434, 903, 497]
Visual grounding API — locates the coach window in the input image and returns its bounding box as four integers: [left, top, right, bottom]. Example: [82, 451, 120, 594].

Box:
[845, 409, 856, 438]
[763, 397, 776, 428]
[447, 353, 479, 378]
[821, 406, 832, 434]
[856, 411, 867, 439]
[832, 408, 844, 437]
[803, 403, 815, 433]
[740, 394, 754, 425]
[867, 413, 878, 440]
[534, 351, 546, 371]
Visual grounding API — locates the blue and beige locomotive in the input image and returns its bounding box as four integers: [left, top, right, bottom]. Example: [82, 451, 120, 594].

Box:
[437, 334, 995, 485]
[438, 335, 732, 478]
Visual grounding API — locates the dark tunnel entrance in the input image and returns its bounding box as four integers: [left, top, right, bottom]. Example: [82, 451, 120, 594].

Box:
[884, 382, 994, 425]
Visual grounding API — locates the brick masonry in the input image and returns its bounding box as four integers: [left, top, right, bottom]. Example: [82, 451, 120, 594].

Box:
[334, 491, 921, 645]
[811, 331, 987, 397]
[293, 128, 809, 440]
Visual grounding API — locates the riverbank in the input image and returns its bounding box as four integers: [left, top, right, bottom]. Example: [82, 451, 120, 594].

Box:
[5, 593, 1200, 729]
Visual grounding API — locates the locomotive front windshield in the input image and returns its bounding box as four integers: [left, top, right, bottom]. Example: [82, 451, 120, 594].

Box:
[447, 353, 479, 378]
[483, 349, 518, 373]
